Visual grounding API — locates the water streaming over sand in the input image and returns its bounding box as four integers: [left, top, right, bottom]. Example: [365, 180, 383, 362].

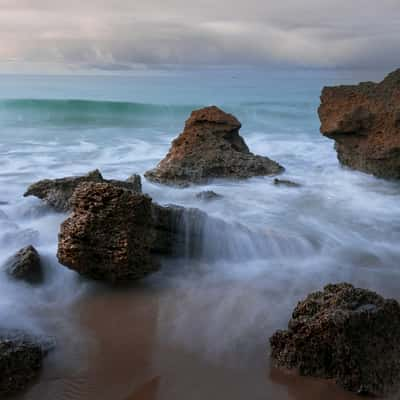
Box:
[0, 68, 399, 399]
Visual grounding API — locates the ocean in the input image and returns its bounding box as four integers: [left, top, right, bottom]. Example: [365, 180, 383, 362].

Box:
[1, 67, 399, 400]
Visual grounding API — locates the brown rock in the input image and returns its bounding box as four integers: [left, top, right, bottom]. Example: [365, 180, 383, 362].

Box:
[319, 69, 400, 178]
[4, 245, 43, 284]
[57, 181, 229, 282]
[145, 106, 283, 185]
[270, 283, 400, 396]
[24, 170, 142, 212]
[57, 182, 157, 282]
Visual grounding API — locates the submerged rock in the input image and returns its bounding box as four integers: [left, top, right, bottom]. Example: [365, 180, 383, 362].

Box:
[319, 69, 400, 179]
[145, 106, 283, 185]
[0, 331, 48, 396]
[270, 283, 400, 396]
[151, 203, 208, 257]
[4, 245, 43, 284]
[273, 178, 301, 188]
[195, 190, 223, 201]
[24, 170, 142, 212]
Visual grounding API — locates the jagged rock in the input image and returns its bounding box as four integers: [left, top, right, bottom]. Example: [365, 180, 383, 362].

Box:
[270, 283, 400, 396]
[145, 106, 284, 185]
[0, 331, 48, 396]
[273, 178, 301, 188]
[57, 182, 157, 282]
[57, 181, 219, 282]
[24, 170, 142, 212]
[319, 69, 400, 179]
[108, 173, 142, 194]
[4, 245, 43, 283]
[195, 191, 223, 201]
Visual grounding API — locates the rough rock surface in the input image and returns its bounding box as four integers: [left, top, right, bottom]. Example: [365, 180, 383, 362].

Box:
[0, 331, 46, 396]
[24, 170, 142, 212]
[4, 245, 43, 283]
[145, 106, 283, 185]
[319, 69, 400, 179]
[270, 283, 400, 396]
[57, 182, 209, 282]
[58, 182, 158, 282]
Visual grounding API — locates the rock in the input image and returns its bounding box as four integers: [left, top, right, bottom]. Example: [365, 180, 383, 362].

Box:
[108, 174, 142, 194]
[270, 283, 400, 396]
[4, 245, 43, 284]
[195, 191, 223, 201]
[57, 182, 219, 282]
[145, 106, 284, 185]
[57, 182, 158, 282]
[0, 331, 47, 396]
[319, 69, 400, 179]
[24, 170, 142, 212]
[273, 179, 301, 188]
[151, 203, 209, 257]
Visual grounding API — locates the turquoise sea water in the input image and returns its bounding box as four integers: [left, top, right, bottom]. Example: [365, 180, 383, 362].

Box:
[1, 68, 399, 400]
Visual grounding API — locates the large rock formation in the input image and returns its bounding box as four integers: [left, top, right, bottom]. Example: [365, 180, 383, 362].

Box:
[24, 170, 142, 212]
[0, 331, 47, 396]
[4, 245, 43, 284]
[58, 182, 158, 282]
[145, 106, 283, 185]
[319, 69, 400, 179]
[270, 283, 400, 396]
[57, 182, 208, 282]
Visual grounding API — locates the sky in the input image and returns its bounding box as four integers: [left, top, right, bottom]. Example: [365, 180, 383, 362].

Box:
[0, 0, 399, 73]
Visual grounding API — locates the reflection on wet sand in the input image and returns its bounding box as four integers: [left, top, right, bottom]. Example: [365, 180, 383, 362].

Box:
[269, 368, 360, 400]
[19, 283, 160, 400]
[125, 377, 160, 400]
[17, 266, 400, 400]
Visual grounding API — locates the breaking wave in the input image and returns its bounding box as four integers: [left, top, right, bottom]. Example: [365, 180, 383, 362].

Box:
[0, 99, 200, 128]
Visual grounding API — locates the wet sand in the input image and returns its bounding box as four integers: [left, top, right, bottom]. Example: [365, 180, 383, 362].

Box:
[17, 259, 399, 400]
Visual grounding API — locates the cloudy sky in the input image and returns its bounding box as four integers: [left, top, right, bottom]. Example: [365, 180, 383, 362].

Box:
[0, 0, 399, 72]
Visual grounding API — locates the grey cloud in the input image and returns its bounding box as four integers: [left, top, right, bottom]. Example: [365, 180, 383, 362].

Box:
[0, 0, 399, 71]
